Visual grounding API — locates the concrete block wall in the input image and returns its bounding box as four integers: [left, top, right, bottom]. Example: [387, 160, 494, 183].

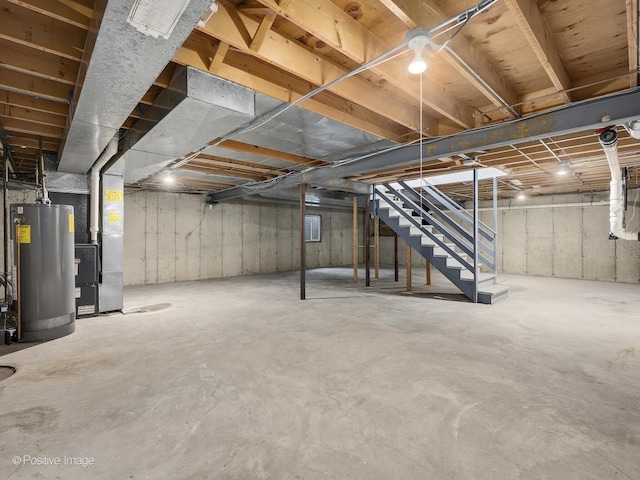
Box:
[123, 190, 362, 286]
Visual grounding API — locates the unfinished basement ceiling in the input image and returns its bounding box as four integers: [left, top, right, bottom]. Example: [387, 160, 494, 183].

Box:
[0, 0, 638, 200]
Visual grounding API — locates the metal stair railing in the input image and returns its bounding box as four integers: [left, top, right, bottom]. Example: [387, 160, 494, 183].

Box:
[375, 184, 474, 272]
[396, 181, 496, 271]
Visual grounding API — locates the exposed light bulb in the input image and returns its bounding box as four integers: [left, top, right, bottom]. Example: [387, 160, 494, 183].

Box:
[517, 192, 526, 200]
[163, 173, 174, 184]
[408, 50, 427, 74]
[556, 162, 569, 176]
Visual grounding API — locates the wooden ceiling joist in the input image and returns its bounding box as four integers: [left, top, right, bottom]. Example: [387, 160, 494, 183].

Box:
[198, 1, 438, 135]
[215, 139, 327, 167]
[503, 0, 572, 103]
[174, 37, 415, 141]
[255, 0, 475, 128]
[0, 0, 86, 61]
[378, 0, 519, 117]
[4, 0, 92, 30]
[627, 0, 639, 87]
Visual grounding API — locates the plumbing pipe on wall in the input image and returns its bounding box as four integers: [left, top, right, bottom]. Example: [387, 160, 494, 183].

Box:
[90, 137, 118, 244]
[598, 128, 640, 241]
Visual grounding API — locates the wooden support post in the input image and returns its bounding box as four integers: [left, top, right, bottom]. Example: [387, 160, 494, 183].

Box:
[406, 243, 412, 291]
[365, 196, 370, 287]
[300, 183, 306, 300]
[425, 261, 431, 286]
[352, 196, 358, 283]
[374, 216, 379, 280]
[394, 233, 399, 282]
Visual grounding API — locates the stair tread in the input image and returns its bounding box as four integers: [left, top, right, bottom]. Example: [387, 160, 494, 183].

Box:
[478, 284, 509, 295]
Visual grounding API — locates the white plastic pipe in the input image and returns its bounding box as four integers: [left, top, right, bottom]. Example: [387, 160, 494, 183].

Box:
[599, 129, 640, 241]
[90, 137, 118, 244]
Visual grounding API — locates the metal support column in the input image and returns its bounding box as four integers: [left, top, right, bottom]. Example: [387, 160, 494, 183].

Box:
[394, 234, 399, 281]
[353, 197, 358, 283]
[300, 183, 306, 300]
[473, 168, 479, 303]
[365, 195, 370, 287]
[492, 176, 498, 283]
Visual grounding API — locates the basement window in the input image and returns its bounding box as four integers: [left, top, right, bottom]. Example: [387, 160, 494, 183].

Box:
[305, 215, 321, 242]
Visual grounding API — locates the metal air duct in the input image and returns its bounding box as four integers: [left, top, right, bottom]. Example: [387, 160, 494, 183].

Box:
[58, 0, 213, 174]
[113, 66, 255, 183]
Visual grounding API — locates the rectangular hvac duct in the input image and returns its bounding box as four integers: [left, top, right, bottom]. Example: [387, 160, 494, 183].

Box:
[57, 0, 212, 174]
[112, 66, 255, 183]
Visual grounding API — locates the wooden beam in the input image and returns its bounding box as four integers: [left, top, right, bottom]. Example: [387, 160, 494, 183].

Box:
[256, 0, 474, 128]
[0, 105, 66, 129]
[249, 11, 276, 52]
[175, 36, 414, 141]
[0, 69, 73, 103]
[199, 1, 437, 135]
[177, 164, 272, 182]
[627, 0, 639, 88]
[0, 116, 64, 139]
[503, 0, 571, 103]
[5, 0, 92, 30]
[0, 39, 79, 86]
[0, 0, 86, 61]
[378, 0, 518, 116]
[0, 91, 68, 117]
[215, 139, 327, 167]
[209, 42, 229, 73]
[193, 154, 285, 175]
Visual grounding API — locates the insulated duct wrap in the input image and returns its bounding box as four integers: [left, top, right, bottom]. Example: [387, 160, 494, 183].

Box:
[598, 129, 640, 241]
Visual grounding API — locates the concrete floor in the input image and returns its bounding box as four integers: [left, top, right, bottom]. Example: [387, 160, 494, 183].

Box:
[0, 267, 638, 479]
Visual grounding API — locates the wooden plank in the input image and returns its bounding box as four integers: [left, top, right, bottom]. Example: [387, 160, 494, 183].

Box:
[256, 0, 474, 128]
[378, 0, 518, 116]
[627, 0, 639, 87]
[192, 154, 285, 175]
[503, 0, 571, 103]
[5, 0, 92, 30]
[209, 42, 229, 73]
[0, 115, 64, 138]
[199, 1, 437, 134]
[0, 0, 86, 61]
[177, 164, 272, 182]
[0, 105, 66, 128]
[0, 39, 79, 86]
[0, 91, 68, 116]
[216, 139, 327, 167]
[0, 69, 71, 104]
[249, 11, 276, 52]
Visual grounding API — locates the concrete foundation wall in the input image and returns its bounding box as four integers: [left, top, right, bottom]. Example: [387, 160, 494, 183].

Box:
[123, 190, 362, 286]
[485, 190, 640, 283]
[376, 190, 640, 284]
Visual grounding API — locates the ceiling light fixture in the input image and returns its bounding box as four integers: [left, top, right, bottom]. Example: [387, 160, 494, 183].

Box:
[406, 28, 431, 75]
[163, 173, 175, 184]
[517, 191, 526, 200]
[556, 161, 570, 176]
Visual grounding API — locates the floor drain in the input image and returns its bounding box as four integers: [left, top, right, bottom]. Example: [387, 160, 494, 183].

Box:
[0, 366, 16, 381]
